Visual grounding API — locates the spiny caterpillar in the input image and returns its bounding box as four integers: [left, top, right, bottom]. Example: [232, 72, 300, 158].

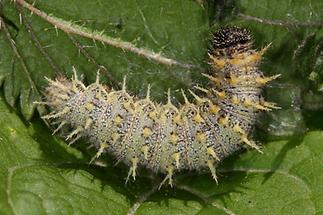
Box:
[40, 26, 280, 188]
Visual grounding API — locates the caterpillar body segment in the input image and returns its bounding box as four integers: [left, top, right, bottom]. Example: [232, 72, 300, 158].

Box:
[42, 26, 279, 187]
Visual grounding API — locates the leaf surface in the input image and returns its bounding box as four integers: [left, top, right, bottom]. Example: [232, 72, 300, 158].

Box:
[0, 0, 322, 214]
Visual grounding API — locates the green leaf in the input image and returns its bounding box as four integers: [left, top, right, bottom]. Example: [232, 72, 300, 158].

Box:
[0, 0, 209, 119]
[0, 94, 322, 215]
[0, 0, 323, 214]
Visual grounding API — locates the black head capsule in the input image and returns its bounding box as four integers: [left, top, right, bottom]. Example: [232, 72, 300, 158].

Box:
[210, 26, 253, 58]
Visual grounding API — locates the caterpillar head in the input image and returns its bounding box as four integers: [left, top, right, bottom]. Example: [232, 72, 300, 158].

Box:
[210, 26, 252, 58]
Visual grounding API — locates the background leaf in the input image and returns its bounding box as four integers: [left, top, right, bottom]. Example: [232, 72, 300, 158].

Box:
[0, 0, 322, 214]
[0, 0, 209, 119]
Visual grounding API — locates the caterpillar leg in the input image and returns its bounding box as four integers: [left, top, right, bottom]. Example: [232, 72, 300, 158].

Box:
[232, 123, 263, 153]
[68, 135, 82, 145]
[241, 136, 263, 153]
[158, 166, 175, 189]
[207, 160, 218, 184]
[66, 118, 92, 145]
[41, 107, 70, 119]
[255, 74, 281, 86]
[52, 120, 67, 135]
[89, 142, 108, 164]
[66, 126, 83, 141]
[64, 126, 85, 146]
[126, 157, 139, 183]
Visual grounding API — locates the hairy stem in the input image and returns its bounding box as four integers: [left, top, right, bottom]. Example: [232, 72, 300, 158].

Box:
[15, 0, 197, 69]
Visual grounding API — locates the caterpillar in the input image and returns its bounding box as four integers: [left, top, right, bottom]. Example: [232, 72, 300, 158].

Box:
[40, 26, 280, 188]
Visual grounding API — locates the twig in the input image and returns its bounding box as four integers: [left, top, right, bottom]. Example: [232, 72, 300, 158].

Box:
[68, 35, 121, 89]
[16, 4, 63, 75]
[238, 13, 323, 28]
[15, 0, 197, 69]
[126, 183, 159, 215]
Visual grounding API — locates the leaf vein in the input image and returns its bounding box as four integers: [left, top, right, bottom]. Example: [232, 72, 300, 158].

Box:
[0, 16, 40, 101]
[126, 183, 159, 215]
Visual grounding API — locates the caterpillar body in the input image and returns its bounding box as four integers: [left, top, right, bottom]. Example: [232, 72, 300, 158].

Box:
[41, 26, 280, 187]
